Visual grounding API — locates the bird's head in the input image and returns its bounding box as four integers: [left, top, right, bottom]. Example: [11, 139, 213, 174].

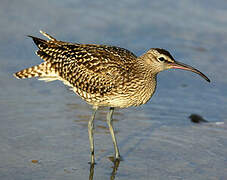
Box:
[143, 48, 210, 82]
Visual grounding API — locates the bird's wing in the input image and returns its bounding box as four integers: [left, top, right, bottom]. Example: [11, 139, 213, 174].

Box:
[29, 34, 137, 97]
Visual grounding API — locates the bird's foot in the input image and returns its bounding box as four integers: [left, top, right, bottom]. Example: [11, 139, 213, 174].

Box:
[108, 155, 123, 163]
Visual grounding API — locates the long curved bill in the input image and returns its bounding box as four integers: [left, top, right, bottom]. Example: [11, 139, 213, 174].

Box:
[170, 61, 210, 82]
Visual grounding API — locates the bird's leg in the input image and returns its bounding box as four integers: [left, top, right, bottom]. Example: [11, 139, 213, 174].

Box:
[88, 107, 98, 164]
[107, 107, 120, 160]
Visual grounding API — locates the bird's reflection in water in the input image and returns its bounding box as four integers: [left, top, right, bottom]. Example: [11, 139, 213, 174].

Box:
[89, 159, 120, 180]
[89, 164, 95, 180]
[110, 160, 120, 180]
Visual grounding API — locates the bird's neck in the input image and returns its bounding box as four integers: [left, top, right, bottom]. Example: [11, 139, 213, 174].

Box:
[131, 60, 158, 106]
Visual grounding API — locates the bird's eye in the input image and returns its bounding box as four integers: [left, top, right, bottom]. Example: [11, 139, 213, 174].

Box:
[158, 57, 165, 62]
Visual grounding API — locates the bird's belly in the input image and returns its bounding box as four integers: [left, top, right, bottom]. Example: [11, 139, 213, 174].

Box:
[95, 87, 155, 108]
[104, 96, 137, 108]
[71, 77, 157, 109]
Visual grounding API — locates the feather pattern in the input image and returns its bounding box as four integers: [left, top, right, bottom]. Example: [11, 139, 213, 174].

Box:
[14, 31, 157, 107]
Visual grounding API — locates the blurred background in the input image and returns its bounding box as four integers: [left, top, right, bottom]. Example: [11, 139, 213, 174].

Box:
[0, 0, 227, 179]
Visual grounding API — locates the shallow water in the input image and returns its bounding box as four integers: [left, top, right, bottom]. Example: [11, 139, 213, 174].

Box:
[1, 0, 227, 179]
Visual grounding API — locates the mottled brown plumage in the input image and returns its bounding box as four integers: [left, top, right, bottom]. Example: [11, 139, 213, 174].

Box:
[15, 31, 159, 108]
[14, 31, 210, 164]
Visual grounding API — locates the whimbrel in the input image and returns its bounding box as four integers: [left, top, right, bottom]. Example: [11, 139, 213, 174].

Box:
[14, 31, 210, 164]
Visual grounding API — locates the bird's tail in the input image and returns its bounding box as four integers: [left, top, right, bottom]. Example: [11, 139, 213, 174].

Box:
[13, 62, 51, 79]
